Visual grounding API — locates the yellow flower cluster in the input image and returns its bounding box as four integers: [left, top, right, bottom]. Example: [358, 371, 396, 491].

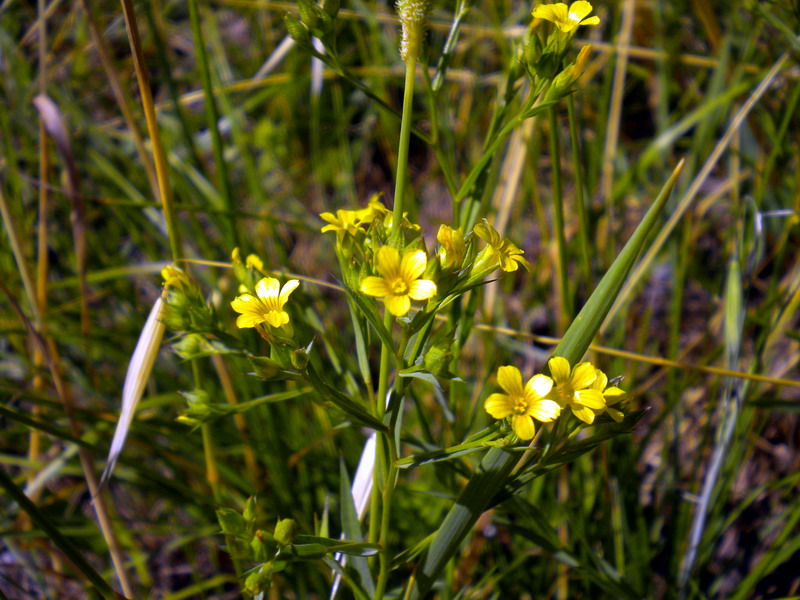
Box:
[319, 196, 419, 238]
[484, 357, 625, 439]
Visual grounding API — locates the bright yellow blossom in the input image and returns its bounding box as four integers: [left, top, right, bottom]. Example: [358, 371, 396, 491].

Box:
[320, 209, 366, 236]
[484, 366, 561, 440]
[532, 1, 601, 33]
[473, 219, 532, 272]
[360, 246, 437, 316]
[590, 369, 626, 422]
[546, 356, 606, 424]
[437, 225, 465, 270]
[231, 277, 299, 328]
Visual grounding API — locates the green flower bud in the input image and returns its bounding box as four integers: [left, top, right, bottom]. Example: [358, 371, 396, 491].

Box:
[216, 508, 246, 537]
[297, 0, 319, 29]
[284, 14, 311, 47]
[274, 518, 297, 547]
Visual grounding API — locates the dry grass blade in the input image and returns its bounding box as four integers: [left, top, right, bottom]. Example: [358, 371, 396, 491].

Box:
[101, 296, 166, 484]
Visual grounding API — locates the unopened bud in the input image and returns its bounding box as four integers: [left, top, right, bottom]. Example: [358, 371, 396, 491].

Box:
[284, 14, 311, 47]
[397, 0, 433, 61]
[274, 518, 297, 546]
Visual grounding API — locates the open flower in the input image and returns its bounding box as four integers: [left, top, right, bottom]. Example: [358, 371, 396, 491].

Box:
[473, 219, 532, 272]
[532, 1, 601, 33]
[320, 209, 366, 236]
[590, 369, 626, 422]
[484, 366, 561, 440]
[231, 277, 299, 328]
[546, 356, 606, 424]
[437, 225, 465, 270]
[360, 246, 437, 316]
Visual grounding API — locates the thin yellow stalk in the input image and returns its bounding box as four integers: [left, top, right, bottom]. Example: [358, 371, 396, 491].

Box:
[118, 0, 182, 261]
[78, 0, 161, 204]
[211, 354, 259, 485]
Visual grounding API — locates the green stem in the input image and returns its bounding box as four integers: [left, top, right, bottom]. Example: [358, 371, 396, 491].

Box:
[391, 58, 418, 232]
[186, 0, 238, 249]
[548, 104, 572, 325]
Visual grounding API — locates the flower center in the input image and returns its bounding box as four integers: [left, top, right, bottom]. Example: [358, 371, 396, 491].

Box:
[513, 396, 529, 415]
[391, 278, 409, 295]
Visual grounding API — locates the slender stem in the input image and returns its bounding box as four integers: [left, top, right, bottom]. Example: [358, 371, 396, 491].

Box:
[373, 56, 417, 600]
[186, 0, 238, 249]
[547, 104, 572, 328]
[391, 58, 418, 232]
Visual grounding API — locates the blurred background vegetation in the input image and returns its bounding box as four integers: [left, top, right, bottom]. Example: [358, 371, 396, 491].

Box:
[1, 0, 799, 598]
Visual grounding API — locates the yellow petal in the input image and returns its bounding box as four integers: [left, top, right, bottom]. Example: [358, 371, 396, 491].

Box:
[571, 404, 596, 424]
[236, 312, 265, 328]
[231, 293, 258, 314]
[401, 250, 427, 282]
[579, 15, 600, 25]
[603, 387, 626, 405]
[514, 255, 533, 272]
[532, 3, 569, 25]
[256, 277, 281, 300]
[497, 365, 524, 397]
[264, 310, 290, 328]
[498, 254, 520, 272]
[575, 389, 606, 409]
[547, 356, 571, 385]
[360, 277, 390, 297]
[591, 369, 608, 391]
[570, 362, 597, 389]
[529, 399, 561, 422]
[408, 279, 437, 301]
[384, 294, 411, 316]
[375, 246, 401, 279]
[511, 415, 536, 440]
[484, 393, 513, 419]
[319, 211, 338, 224]
[525, 374, 554, 399]
[568, 1, 594, 21]
[279, 279, 300, 305]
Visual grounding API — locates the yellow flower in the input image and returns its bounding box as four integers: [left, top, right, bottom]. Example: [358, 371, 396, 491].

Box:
[355, 196, 390, 224]
[484, 366, 561, 440]
[437, 225, 465, 270]
[546, 357, 606, 424]
[532, 1, 601, 33]
[231, 277, 299, 328]
[590, 369, 626, 422]
[360, 246, 437, 316]
[473, 219, 532, 272]
[320, 209, 365, 236]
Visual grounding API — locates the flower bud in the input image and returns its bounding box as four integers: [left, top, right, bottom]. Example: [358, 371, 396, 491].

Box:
[274, 518, 297, 547]
[397, 0, 433, 61]
[284, 13, 311, 47]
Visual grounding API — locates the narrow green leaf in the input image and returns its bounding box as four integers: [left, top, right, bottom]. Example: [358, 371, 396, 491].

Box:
[340, 284, 396, 355]
[338, 458, 375, 594]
